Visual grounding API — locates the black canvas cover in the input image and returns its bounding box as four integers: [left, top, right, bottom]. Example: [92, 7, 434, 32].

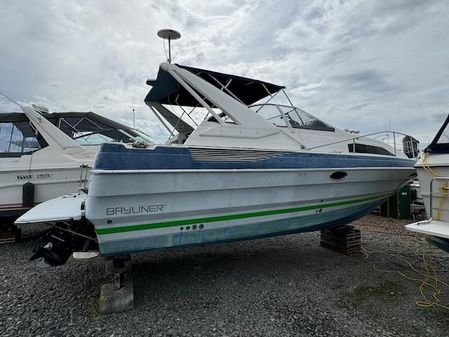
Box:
[145, 64, 285, 106]
[0, 111, 140, 139]
[425, 114, 449, 153]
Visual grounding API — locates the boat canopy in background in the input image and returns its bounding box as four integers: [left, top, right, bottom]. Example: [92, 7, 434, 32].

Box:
[145, 64, 285, 106]
[0, 112, 141, 138]
[426, 114, 449, 153]
[0, 111, 152, 154]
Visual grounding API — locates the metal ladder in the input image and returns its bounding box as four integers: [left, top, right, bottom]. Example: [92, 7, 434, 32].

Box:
[429, 176, 449, 220]
[78, 164, 90, 193]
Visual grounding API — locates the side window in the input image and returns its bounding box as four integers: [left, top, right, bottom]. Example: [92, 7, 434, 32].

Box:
[0, 122, 42, 156]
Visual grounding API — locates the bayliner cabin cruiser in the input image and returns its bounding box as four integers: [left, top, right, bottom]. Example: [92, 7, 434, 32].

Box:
[17, 61, 418, 265]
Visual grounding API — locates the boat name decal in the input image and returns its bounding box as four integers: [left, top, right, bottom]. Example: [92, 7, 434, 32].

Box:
[17, 173, 52, 180]
[106, 204, 165, 216]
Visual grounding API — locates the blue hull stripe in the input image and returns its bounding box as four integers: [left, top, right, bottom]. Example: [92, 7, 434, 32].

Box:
[94, 144, 415, 170]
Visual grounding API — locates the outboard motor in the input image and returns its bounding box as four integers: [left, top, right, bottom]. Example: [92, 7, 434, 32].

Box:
[30, 221, 98, 266]
[402, 135, 419, 159]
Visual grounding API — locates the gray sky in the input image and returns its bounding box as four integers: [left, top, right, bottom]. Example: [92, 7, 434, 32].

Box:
[1, 0, 448, 145]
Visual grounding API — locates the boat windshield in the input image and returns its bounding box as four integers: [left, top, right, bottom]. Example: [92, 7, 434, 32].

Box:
[0, 120, 44, 157]
[435, 121, 449, 144]
[250, 104, 335, 131]
[73, 129, 154, 145]
[426, 114, 449, 153]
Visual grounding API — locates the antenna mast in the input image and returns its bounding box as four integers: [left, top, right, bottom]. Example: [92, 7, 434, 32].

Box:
[132, 108, 135, 129]
[157, 29, 181, 63]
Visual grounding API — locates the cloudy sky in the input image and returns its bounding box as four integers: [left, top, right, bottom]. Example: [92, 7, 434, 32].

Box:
[1, 0, 448, 145]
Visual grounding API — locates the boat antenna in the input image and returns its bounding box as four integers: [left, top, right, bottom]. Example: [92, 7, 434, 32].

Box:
[132, 108, 136, 129]
[0, 91, 47, 116]
[0, 90, 24, 109]
[157, 29, 181, 63]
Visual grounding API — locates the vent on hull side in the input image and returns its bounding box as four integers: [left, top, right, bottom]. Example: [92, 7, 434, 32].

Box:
[189, 148, 288, 162]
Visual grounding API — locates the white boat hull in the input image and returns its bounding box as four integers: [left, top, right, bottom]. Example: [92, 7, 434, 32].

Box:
[0, 164, 90, 217]
[0, 167, 86, 207]
[415, 160, 449, 222]
[406, 155, 449, 241]
[87, 167, 413, 256]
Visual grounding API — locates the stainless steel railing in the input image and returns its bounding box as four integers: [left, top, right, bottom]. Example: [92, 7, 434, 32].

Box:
[429, 176, 449, 220]
[307, 130, 419, 158]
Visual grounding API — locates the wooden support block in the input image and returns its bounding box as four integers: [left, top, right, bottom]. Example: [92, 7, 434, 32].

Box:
[0, 224, 21, 244]
[99, 256, 134, 314]
[320, 226, 361, 255]
[98, 277, 134, 314]
[320, 241, 361, 255]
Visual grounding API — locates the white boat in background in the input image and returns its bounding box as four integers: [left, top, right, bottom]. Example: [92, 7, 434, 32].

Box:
[406, 115, 449, 252]
[410, 179, 423, 205]
[17, 59, 418, 265]
[0, 106, 153, 222]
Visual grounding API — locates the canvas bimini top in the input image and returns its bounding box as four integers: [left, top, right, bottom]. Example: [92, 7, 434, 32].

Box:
[145, 64, 285, 107]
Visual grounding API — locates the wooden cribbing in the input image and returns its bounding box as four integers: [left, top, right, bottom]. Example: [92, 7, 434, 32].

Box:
[0, 224, 21, 244]
[320, 225, 361, 255]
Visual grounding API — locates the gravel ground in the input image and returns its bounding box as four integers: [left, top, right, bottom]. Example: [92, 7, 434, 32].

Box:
[1, 215, 449, 337]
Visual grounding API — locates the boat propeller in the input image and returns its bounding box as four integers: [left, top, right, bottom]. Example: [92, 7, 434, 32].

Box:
[30, 222, 98, 267]
[30, 239, 73, 267]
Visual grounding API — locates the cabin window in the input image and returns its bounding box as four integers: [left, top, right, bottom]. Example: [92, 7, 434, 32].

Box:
[348, 143, 393, 156]
[0, 121, 43, 157]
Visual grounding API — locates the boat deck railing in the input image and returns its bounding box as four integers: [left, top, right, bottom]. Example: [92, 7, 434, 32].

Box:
[307, 130, 420, 158]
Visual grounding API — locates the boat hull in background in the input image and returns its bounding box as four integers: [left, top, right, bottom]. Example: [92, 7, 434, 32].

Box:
[415, 159, 449, 222]
[406, 154, 449, 246]
[0, 165, 89, 218]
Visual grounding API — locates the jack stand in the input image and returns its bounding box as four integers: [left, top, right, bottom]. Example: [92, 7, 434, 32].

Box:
[320, 225, 361, 255]
[0, 223, 22, 244]
[98, 255, 134, 314]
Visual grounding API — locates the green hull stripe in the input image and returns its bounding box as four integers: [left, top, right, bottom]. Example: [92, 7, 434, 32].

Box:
[96, 193, 387, 235]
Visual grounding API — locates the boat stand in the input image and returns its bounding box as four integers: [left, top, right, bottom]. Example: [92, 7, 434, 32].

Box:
[0, 223, 22, 244]
[98, 255, 134, 314]
[320, 225, 361, 255]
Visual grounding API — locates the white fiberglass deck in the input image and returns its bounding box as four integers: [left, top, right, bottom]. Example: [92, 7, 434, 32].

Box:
[406, 220, 449, 239]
